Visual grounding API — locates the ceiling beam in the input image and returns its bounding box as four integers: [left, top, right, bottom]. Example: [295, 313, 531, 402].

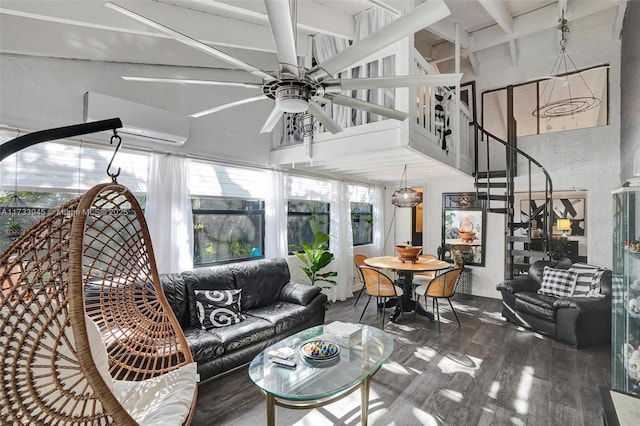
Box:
[427, 19, 471, 50]
[613, 0, 628, 39]
[430, 0, 620, 63]
[477, 0, 514, 34]
[468, 52, 480, 75]
[509, 40, 518, 67]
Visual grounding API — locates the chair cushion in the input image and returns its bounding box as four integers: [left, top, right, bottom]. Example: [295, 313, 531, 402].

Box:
[113, 362, 197, 426]
[515, 292, 557, 321]
[537, 266, 578, 297]
[195, 289, 246, 329]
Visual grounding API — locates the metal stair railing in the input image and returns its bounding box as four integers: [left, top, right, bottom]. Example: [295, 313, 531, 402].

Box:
[471, 121, 554, 279]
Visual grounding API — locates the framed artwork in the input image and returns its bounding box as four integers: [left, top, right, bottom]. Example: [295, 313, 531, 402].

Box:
[514, 190, 587, 262]
[441, 192, 486, 266]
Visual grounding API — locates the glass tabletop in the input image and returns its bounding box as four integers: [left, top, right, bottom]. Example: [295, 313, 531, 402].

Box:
[248, 324, 394, 401]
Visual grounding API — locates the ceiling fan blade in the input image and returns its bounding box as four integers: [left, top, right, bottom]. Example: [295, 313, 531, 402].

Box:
[122, 76, 262, 89]
[190, 94, 269, 118]
[105, 2, 273, 80]
[324, 94, 409, 121]
[324, 73, 463, 92]
[307, 0, 450, 82]
[308, 102, 343, 134]
[260, 106, 284, 133]
[264, 0, 298, 77]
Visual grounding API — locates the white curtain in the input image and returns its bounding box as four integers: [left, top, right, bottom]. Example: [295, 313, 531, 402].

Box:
[353, 7, 396, 124]
[265, 170, 288, 258]
[145, 154, 193, 274]
[372, 186, 386, 255]
[313, 33, 352, 128]
[330, 181, 354, 302]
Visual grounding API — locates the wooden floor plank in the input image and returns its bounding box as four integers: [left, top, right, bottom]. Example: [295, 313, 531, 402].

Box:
[191, 295, 611, 426]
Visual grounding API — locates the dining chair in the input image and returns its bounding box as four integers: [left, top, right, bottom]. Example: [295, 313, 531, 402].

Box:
[358, 266, 404, 329]
[353, 254, 368, 307]
[414, 268, 463, 333]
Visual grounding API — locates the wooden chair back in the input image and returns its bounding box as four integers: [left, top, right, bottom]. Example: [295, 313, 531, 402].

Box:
[359, 265, 398, 297]
[425, 268, 462, 298]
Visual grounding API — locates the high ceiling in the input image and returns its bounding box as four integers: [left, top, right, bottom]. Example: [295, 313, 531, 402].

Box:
[0, 0, 628, 185]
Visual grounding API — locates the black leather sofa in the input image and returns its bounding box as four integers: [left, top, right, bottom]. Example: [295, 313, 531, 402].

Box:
[160, 258, 327, 382]
[496, 260, 612, 348]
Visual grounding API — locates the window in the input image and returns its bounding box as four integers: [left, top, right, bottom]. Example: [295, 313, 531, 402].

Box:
[287, 201, 329, 254]
[188, 161, 267, 266]
[482, 66, 609, 140]
[351, 202, 373, 245]
[192, 197, 264, 266]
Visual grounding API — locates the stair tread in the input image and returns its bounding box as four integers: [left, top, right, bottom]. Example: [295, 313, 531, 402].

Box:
[511, 249, 547, 257]
[475, 182, 508, 188]
[508, 235, 531, 242]
[475, 170, 508, 178]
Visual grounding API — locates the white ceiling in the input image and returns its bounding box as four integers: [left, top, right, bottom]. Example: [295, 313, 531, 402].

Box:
[0, 0, 627, 185]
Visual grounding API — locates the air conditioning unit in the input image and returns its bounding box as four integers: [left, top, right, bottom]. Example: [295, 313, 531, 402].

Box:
[83, 92, 189, 146]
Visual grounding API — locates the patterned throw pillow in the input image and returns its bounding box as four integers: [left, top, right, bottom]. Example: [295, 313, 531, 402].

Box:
[587, 269, 606, 298]
[195, 289, 245, 329]
[537, 266, 578, 298]
[569, 263, 600, 296]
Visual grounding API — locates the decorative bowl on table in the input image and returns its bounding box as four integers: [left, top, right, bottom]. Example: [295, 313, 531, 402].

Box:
[459, 231, 476, 242]
[299, 339, 340, 362]
[395, 245, 422, 263]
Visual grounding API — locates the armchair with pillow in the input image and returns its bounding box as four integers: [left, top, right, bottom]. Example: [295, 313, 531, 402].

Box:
[496, 260, 612, 348]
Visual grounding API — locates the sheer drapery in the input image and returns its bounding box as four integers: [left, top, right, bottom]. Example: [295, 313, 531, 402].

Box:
[330, 180, 354, 302]
[372, 186, 386, 255]
[265, 170, 288, 258]
[313, 33, 351, 128]
[145, 154, 193, 273]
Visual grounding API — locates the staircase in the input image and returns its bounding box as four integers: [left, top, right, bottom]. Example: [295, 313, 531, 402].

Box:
[470, 87, 554, 279]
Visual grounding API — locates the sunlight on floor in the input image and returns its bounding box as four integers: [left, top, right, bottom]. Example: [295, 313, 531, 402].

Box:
[514, 366, 534, 415]
[437, 353, 482, 377]
[381, 360, 412, 375]
[411, 407, 442, 425]
[414, 346, 437, 362]
[439, 388, 464, 403]
[489, 380, 500, 399]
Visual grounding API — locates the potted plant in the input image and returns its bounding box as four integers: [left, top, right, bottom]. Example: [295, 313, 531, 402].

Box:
[295, 214, 338, 289]
[364, 215, 375, 227]
[6, 220, 22, 238]
[550, 236, 569, 261]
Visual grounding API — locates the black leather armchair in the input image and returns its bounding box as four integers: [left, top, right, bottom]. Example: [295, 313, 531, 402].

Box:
[496, 260, 612, 348]
[160, 258, 327, 382]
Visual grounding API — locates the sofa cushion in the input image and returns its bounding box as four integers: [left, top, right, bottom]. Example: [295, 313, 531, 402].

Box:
[568, 263, 600, 296]
[231, 258, 290, 310]
[279, 282, 322, 305]
[182, 328, 225, 364]
[537, 266, 578, 297]
[195, 289, 246, 329]
[528, 260, 569, 284]
[246, 301, 319, 334]
[515, 292, 557, 321]
[185, 266, 236, 291]
[211, 315, 276, 352]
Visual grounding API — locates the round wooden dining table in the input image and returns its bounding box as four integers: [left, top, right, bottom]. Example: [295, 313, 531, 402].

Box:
[364, 255, 451, 322]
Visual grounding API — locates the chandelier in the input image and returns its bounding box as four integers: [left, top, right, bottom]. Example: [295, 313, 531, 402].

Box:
[391, 165, 421, 208]
[532, 10, 601, 119]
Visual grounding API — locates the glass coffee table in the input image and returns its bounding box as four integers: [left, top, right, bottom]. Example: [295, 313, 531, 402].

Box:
[248, 324, 394, 426]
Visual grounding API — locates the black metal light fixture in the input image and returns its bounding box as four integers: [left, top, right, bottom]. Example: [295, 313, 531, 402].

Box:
[532, 10, 601, 120]
[391, 165, 421, 208]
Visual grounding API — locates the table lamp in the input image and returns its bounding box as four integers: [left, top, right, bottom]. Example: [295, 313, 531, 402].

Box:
[556, 218, 571, 236]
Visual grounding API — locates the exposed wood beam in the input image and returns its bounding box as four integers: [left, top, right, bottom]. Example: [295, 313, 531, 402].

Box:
[478, 0, 514, 34]
[509, 40, 518, 67]
[613, 0, 628, 39]
[468, 52, 480, 75]
[431, 0, 620, 62]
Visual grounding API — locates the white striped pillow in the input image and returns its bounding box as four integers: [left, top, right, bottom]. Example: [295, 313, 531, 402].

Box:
[569, 263, 600, 296]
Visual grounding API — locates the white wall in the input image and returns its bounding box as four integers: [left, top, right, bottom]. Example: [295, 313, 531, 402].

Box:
[621, 0, 640, 182]
[0, 54, 276, 166]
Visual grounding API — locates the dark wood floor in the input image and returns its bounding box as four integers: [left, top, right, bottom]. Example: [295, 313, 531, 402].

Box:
[192, 295, 610, 425]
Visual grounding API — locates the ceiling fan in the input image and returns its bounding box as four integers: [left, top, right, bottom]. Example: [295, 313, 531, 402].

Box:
[105, 0, 462, 134]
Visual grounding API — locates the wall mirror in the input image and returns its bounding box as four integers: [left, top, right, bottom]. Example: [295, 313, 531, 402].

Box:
[442, 192, 486, 267]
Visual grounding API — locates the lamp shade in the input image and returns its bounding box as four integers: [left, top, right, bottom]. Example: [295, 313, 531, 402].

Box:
[556, 218, 571, 232]
[391, 187, 422, 208]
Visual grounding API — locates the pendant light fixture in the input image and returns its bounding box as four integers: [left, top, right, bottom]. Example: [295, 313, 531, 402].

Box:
[391, 165, 421, 208]
[532, 10, 601, 120]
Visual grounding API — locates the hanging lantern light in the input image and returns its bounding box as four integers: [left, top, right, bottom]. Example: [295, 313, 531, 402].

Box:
[391, 165, 421, 208]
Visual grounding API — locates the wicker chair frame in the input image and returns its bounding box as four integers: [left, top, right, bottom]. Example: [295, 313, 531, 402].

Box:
[1, 182, 196, 425]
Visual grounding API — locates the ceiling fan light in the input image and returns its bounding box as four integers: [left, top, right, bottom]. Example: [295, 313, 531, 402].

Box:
[276, 85, 310, 113]
[391, 187, 422, 208]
